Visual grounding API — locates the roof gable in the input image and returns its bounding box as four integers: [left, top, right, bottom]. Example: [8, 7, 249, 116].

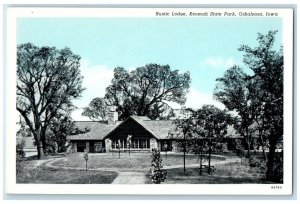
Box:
[104, 116, 176, 140]
[104, 116, 160, 140]
[132, 117, 175, 139]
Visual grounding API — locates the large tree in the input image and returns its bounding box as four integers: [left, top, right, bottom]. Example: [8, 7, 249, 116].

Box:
[17, 43, 84, 159]
[47, 113, 84, 153]
[214, 31, 283, 181]
[239, 31, 283, 181]
[192, 105, 232, 174]
[169, 105, 232, 174]
[84, 64, 190, 120]
[82, 97, 108, 121]
[214, 66, 256, 158]
[169, 111, 195, 174]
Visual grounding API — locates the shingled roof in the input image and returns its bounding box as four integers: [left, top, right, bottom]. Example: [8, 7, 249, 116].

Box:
[67, 116, 176, 141]
[67, 121, 121, 140]
[125, 116, 175, 140]
[68, 116, 246, 141]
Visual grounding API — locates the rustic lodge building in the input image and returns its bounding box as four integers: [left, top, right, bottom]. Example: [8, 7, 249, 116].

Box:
[67, 107, 177, 153]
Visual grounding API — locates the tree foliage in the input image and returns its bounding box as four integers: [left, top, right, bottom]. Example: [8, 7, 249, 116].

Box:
[192, 105, 232, 174]
[47, 113, 84, 153]
[214, 66, 257, 158]
[214, 31, 283, 182]
[17, 43, 84, 159]
[82, 97, 108, 121]
[84, 64, 190, 120]
[169, 105, 232, 174]
[239, 31, 283, 181]
[193, 105, 232, 141]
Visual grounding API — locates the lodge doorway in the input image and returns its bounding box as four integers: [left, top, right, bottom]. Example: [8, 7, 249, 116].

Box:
[77, 141, 86, 152]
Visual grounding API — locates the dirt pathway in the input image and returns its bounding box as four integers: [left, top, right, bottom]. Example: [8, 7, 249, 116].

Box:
[111, 171, 150, 184]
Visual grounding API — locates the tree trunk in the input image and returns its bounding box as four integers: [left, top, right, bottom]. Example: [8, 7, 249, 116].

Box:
[41, 136, 47, 154]
[246, 126, 251, 158]
[247, 142, 251, 158]
[183, 131, 186, 174]
[263, 147, 268, 161]
[208, 142, 211, 174]
[183, 148, 186, 174]
[37, 139, 45, 159]
[41, 127, 47, 154]
[34, 127, 45, 160]
[266, 139, 276, 181]
[199, 147, 203, 176]
[259, 134, 267, 161]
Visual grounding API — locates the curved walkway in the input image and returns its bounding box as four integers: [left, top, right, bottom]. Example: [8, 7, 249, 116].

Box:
[41, 155, 241, 184]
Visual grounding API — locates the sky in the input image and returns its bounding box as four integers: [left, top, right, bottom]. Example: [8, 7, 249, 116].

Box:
[17, 17, 282, 120]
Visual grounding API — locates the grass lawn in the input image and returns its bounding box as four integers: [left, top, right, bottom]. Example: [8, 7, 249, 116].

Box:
[16, 152, 274, 184]
[51, 153, 225, 170]
[17, 156, 118, 184]
[164, 161, 273, 184]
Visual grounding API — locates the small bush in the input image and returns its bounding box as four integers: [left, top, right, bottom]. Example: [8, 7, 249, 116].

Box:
[16, 138, 26, 158]
[272, 151, 283, 183]
[248, 156, 267, 176]
[150, 169, 167, 184]
[16, 157, 24, 174]
[150, 148, 167, 184]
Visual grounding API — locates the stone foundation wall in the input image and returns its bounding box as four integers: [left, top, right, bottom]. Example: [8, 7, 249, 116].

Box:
[150, 138, 158, 150]
[105, 139, 112, 152]
[71, 142, 77, 153]
[157, 141, 161, 151]
[85, 141, 90, 152]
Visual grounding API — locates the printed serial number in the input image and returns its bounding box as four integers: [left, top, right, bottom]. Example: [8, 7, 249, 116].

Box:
[271, 186, 282, 189]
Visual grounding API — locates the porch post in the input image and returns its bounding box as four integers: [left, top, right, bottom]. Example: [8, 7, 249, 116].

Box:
[85, 141, 90, 152]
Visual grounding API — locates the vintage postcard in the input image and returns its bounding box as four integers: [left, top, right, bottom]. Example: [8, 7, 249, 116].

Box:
[4, 7, 293, 195]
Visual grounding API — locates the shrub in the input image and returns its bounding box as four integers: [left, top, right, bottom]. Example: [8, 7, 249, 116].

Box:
[16, 157, 24, 175]
[249, 157, 262, 167]
[272, 151, 283, 183]
[16, 138, 26, 158]
[150, 148, 167, 184]
[248, 156, 267, 175]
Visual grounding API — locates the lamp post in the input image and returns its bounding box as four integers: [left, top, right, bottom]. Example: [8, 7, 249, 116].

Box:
[127, 135, 132, 156]
[183, 129, 187, 174]
[208, 136, 212, 174]
[163, 142, 168, 159]
[118, 139, 121, 159]
[84, 148, 89, 171]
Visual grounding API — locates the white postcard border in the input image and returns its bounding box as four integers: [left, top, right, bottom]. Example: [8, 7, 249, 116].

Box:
[5, 7, 294, 195]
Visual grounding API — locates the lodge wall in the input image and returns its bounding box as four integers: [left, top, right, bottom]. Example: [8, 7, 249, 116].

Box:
[104, 118, 158, 152]
[70, 140, 105, 153]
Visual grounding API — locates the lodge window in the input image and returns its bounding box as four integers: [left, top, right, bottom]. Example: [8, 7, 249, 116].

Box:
[112, 139, 127, 149]
[111, 139, 150, 149]
[94, 142, 103, 152]
[161, 140, 172, 151]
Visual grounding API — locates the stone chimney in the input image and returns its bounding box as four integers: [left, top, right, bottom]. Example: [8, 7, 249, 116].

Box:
[107, 106, 118, 125]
